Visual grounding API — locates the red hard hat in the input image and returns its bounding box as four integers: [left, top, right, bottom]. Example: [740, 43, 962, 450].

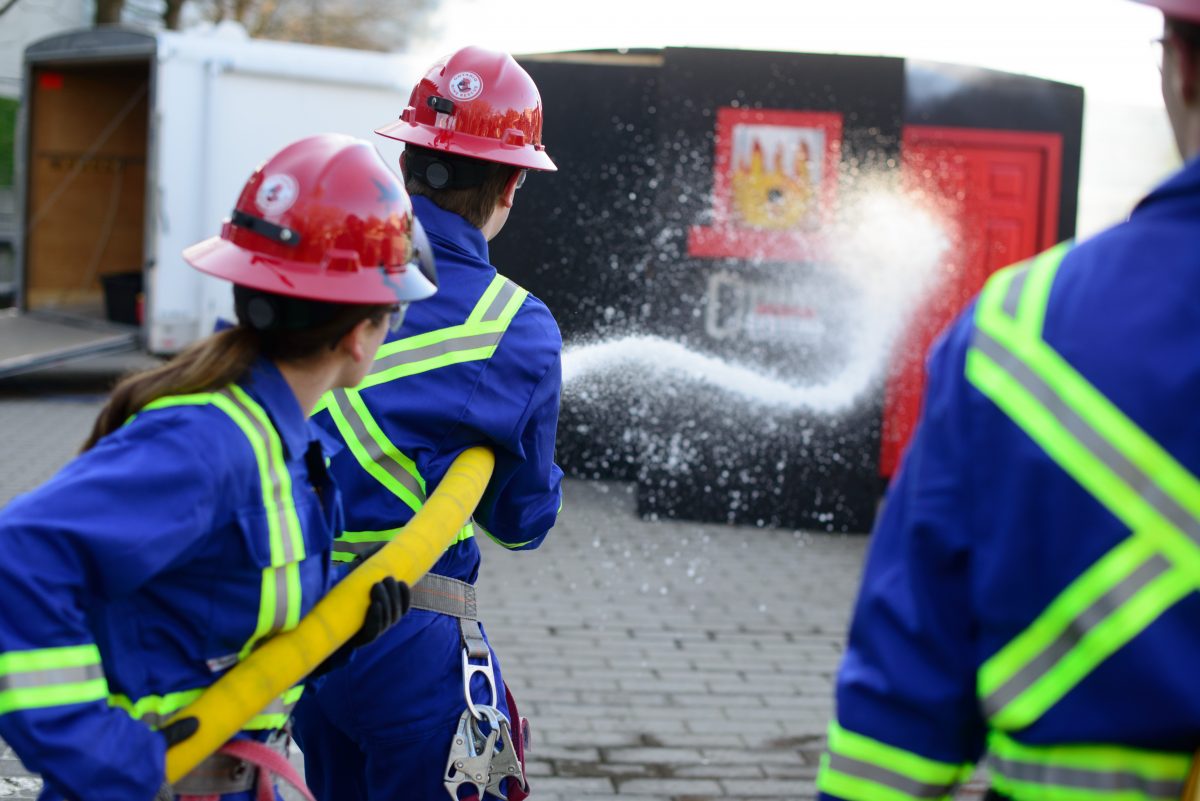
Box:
[376, 46, 557, 172]
[1131, 0, 1200, 23]
[184, 133, 437, 305]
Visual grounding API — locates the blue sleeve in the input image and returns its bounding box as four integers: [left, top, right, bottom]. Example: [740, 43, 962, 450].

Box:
[459, 299, 563, 550]
[818, 310, 986, 801]
[0, 409, 228, 801]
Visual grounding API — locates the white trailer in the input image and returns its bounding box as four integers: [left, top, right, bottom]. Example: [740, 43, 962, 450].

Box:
[4, 25, 417, 376]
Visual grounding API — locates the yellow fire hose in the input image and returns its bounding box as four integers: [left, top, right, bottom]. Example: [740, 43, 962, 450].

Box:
[164, 446, 495, 782]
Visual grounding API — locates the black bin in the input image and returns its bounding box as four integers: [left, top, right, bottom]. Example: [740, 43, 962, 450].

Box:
[101, 271, 142, 325]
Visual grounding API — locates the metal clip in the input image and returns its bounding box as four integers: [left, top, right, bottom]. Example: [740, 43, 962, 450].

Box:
[461, 645, 498, 721]
[484, 716, 529, 801]
[443, 705, 502, 800]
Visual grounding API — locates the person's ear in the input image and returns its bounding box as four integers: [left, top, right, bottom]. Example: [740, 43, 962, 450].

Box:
[338, 317, 379, 364]
[399, 151, 410, 181]
[500, 169, 521, 210]
[1181, 40, 1199, 103]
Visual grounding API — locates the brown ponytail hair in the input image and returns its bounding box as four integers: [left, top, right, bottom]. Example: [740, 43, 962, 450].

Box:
[82, 298, 389, 451]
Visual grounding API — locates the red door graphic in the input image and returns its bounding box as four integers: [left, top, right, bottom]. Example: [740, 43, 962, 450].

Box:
[879, 126, 1062, 478]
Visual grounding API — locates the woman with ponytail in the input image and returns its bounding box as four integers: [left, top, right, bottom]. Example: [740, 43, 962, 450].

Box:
[0, 134, 437, 801]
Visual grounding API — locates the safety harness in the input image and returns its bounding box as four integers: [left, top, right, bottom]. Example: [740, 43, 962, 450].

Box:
[408, 574, 530, 801]
[172, 731, 313, 801]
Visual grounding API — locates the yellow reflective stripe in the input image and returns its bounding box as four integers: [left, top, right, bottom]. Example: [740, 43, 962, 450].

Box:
[330, 275, 529, 560]
[978, 536, 1159, 717]
[817, 722, 970, 801]
[492, 282, 528, 327]
[0, 644, 108, 715]
[986, 731, 1190, 801]
[1013, 242, 1072, 338]
[332, 522, 475, 564]
[969, 245, 1200, 730]
[229, 385, 305, 564]
[466, 275, 508, 324]
[109, 684, 303, 730]
[0, 644, 101, 675]
[325, 389, 424, 511]
[357, 275, 527, 389]
[139, 388, 305, 659]
[359, 336, 501, 388]
[217, 387, 300, 656]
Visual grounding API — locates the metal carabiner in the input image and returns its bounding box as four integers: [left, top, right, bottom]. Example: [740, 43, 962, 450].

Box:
[461, 645, 499, 721]
[484, 716, 529, 801]
[443, 706, 502, 800]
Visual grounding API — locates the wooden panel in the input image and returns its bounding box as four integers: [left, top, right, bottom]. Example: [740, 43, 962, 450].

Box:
[879, 127, 1063, 478]
[25, 63, 149, 311]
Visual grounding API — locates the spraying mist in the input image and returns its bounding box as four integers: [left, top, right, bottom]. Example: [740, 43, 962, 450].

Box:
[561, 178, 951, 416]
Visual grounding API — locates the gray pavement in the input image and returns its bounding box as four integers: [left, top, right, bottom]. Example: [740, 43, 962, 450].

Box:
[0, 354, 886, 800]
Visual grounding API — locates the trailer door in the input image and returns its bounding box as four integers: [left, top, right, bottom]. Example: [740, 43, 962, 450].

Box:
[4, 29, 154, 378]
[880, 126, 1063, 477]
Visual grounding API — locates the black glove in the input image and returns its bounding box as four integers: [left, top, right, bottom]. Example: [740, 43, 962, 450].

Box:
[153, 716, 199, 799]
[311, 577, 410, 677]
[158, 716, 199, 748]
[347, 577, 411, 650]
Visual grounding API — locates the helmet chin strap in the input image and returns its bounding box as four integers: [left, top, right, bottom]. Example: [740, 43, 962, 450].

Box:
[230, 209, 301, 247]
[407, 147, 491, 190]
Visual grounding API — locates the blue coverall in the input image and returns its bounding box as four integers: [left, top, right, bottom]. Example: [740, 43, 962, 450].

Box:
[0, 358, 341, 801]
[819, 157, 1200, 800]
[292, 195, 564, 801]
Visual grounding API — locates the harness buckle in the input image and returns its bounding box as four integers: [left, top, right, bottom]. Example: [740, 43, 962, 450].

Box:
[461, 635, 498, 721]
[443, 705, 501, 800]
[485, 716, 529, 800]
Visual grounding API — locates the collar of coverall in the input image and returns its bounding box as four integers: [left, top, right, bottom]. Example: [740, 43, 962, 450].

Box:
[410, 195, 491, 265]
[242, 355, 325, 460]
[1132, 152, 1200, 217]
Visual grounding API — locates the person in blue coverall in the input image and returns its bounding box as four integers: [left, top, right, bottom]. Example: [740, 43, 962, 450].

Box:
[0, 134, 435, 801]
[818, 3, 1200, 800]
[291, 47, 563, 801]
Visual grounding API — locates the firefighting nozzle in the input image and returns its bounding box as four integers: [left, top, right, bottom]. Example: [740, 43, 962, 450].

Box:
[444, 705, 502, 800]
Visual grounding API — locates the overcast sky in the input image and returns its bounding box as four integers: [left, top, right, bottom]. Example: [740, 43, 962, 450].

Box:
[419, 0, 1176, 236]
[424, 0, 1166, 107]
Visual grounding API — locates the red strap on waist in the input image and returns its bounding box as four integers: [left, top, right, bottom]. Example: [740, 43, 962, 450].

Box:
[177, 738, 315, 801]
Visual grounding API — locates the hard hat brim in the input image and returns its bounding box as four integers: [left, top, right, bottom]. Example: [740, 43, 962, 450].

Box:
[374, 120, 558, 172]
[184, 236, 438, 305]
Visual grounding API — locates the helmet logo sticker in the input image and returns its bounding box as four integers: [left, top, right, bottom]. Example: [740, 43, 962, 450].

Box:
[448, 71, 483, 101]
[256, 174, 299, 216]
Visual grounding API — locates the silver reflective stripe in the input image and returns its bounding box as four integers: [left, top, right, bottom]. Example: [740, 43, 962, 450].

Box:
[479, 279, 519, 323]
[332, 539, 388, 557]
[982, 553, 1172, 715]
[972, 330, 1200, 544]
[330, 390, 425, 502]
[0, 663, 105, 690]
[987, 754, 1185, 799]
[368, 331, 504, 376]
[217, 388, 298, 565]
[826, 754, 954, 799]
[1001, 266, 1029, 319]
[270, 566, 289, 633]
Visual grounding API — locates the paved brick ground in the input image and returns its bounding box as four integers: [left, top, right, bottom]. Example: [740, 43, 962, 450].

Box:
[0, 355, 879, 800]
